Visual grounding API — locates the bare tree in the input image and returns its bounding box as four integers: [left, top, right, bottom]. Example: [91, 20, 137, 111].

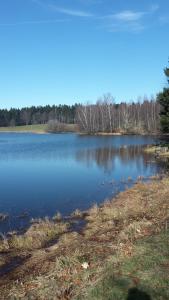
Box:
[76, 95, 160, 134]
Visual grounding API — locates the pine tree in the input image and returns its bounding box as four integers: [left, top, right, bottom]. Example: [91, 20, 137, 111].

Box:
[157, 61, 169, 133]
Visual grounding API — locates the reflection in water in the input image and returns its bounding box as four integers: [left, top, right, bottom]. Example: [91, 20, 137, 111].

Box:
[75, 145, 159, 174]
[0, 133, 167, 233]
[156, 156, 169, 173]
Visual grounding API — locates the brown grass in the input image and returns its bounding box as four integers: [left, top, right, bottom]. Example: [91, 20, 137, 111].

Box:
[0, 177, 169, 299]
[0, 218, 69, 252]
[145, 145, 169, 157]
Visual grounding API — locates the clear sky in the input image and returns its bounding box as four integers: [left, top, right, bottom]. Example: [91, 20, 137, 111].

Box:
[0, 0, 169, 109]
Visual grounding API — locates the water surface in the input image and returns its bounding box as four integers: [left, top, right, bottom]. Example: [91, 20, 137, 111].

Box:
[0, 133, 164, 232]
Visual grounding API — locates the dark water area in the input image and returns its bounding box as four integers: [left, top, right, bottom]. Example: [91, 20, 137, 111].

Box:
[0, 133, 167, 233]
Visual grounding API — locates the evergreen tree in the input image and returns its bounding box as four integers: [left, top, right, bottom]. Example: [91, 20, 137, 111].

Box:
[157, 61, 169, 133]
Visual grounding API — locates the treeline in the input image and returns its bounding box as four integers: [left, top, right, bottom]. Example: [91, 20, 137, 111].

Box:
[0, 104, 78, 127]
[0, 96, 161, 134]
[76, 95, 161, 134]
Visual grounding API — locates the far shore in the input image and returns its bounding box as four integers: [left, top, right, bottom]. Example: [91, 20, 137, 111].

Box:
[0, 124, 47, 134]
[0, 124, 77, 134]
[0, 130, 48, 134]
[0, 124, 169, 138]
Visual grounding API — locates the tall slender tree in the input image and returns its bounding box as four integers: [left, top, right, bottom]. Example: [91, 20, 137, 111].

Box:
[157, 60, 169, 133]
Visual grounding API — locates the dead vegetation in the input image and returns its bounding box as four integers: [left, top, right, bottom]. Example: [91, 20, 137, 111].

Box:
[145, 144, 169, 157]
[0, 218, 69, 252]
[0, 177, 169, 299]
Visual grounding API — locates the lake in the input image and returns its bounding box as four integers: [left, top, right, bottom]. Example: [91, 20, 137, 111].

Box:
[0, 133, 165, 232]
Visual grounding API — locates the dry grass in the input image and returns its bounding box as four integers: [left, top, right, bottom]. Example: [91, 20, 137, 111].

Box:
[71, 209, 84, 219]
[160, 151, 169, 157]
[52, 212, 62, 222]
[145, 145, 169, 157]
[144, 146, 157, 153]
[0, 177, 169, 299]
[0, 218, 69, 252]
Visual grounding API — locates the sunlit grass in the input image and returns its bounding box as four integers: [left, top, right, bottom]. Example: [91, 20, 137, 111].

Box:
[0, 124, 47, 133]
[0, 123, 78, 134]
[8, 218, 69, 250]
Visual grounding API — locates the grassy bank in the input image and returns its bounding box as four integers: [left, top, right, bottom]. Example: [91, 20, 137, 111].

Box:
[0, 125, 164, 136]
[0, 177, 169, 299]
[0, 124, 47, 133]
[0, 123, 79, 134]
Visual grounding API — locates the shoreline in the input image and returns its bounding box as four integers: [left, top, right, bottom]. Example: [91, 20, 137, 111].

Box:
[0, 175, 169, 299]
[0, 131, 166, 138]
[0, 125, 168, 137]
[0, 130, 48, 134]
[0, 124, 48, 134]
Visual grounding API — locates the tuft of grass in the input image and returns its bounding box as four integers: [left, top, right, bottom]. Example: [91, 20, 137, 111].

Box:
[71, 209, 85, 219]
[52, 211, 62, 222]
[117, 220, 152, 243]
[9, 218, 69, 250]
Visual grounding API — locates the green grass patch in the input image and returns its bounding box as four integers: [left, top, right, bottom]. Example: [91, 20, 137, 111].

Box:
[0, 123, 78, 134]
[0, 124, 47, 133]
[78, 231, 169, 300]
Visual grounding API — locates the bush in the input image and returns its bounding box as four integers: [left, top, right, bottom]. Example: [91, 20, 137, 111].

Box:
[47, 120, 66, 133]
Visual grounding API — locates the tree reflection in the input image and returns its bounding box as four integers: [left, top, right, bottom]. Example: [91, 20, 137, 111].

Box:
[75, 145, 163, 174]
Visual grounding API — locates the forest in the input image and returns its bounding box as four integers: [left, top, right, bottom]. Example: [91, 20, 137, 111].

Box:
[1, 62, 169, 135]
[76, 96, 160, 134]
[76, 63, 169, 134]
[0, 104, 78, 127]
[0, 96, 161, 134]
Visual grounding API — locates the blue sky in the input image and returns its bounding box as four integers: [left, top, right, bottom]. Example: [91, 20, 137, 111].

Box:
[0, 0, 169, 109]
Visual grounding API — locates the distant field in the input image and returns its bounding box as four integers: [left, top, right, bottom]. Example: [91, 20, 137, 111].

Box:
[0, 123, 78, 133]
[0, 124, 47, 133]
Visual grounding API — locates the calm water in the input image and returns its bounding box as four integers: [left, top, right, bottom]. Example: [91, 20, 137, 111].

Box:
[0, 133, 164, 232]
